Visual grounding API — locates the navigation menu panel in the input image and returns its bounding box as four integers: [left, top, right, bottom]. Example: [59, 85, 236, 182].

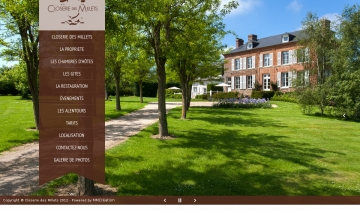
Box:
[39, 0, 105, 185]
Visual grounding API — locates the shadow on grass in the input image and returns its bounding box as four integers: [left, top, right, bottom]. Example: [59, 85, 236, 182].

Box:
[106, 128, 350, 196]
[104, 106, 353, 196]
[174, 107, 288, 128]
[304, 113, 360, 123]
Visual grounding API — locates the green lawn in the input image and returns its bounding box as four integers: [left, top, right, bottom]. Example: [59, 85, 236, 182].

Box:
[103, 101, 360, 196]
[0, 96, 39, 153]
[105, 96, 158, 120]
[0, 96, 170, 153]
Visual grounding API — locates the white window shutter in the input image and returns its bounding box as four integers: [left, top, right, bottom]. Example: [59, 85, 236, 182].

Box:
[270, 53, 273, 66]
[243, 57, 246, 69]
[239, 58, 242, 70]
[259, 54, 263, 67]
[288, 71, 293, 87]
[277, 52, 281, 65]
[293, 50, 297, 63]
[252, 74, 255, 88]
[231, 76, 234, 89]
[242, 76, 246, 89]
[277, 72, 281, 87]
[305, 70, 309, 85]
[231, 59, 234, 70]
[252, 56, 255, 68]
[289, 50, 293, 64]
[239, 76, 243, 89]
[305, 48, 309, 62]
[292, 71, 297, 79]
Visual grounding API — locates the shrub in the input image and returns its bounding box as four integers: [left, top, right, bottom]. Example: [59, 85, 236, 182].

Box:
[253, 81, 262, 91]
[212, 92, 238, 101]
[271, 91, 298, 103]
[164, 89, 182, 99]
[135, 82, 157, 97]
[297, 88, 319, 114]
[270, 81, 279, 91]
[251, 91, 275, 99]
[195, 94, 207, 100]
[213, 98, 271, 108]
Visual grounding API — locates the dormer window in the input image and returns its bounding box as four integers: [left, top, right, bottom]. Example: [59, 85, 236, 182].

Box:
[247, 42, 253, 49]
[282, 35, 289, 43]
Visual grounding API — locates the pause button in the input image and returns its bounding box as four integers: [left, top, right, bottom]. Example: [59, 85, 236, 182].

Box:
[178, 198, 182, 203]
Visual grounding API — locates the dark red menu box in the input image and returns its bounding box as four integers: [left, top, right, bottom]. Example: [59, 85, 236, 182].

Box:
[39, 0, 105, 185]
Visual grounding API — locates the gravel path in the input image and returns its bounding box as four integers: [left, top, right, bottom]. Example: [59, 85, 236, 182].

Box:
[0, 101, 213, 196]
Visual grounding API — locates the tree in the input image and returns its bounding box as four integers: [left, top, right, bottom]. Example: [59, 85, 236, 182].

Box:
[0, 62, 29, 98]
[329, 4, 360, 120]
[0, 65, 19, 95]
[123, 48, 155, 103]
[105, 67, 114, 100]
[77, 176, 95, 196]
[296, 12, 336, 115]
[105, 34, 126, 110]
[105, 5, 136, 110]
[0, 0, 40, 128]
[124, 0, 238, 137]
[167, 4, 231, 119]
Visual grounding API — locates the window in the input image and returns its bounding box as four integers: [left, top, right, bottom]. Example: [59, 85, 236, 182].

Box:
[263, 74, 270, 91]
[297, 48, 309, 63]
[282, 35, 289, 43]
[296, 70, 309, 87]
[264, 54, 270, 67]
[235, 58, 241, 70]
[282, 51, 289, 64]
[203, 88, 207, 93]
[235, 76, 241, 89]
[227, 77, 231, 86]
[247, 43, 252, 49]
[247, 57, 253, 69]
[247, 76, 253, 89]
[281, 72, 289, 87]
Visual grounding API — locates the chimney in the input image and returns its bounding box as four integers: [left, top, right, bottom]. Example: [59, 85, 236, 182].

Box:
[248, 34, 257, 42]
[321, 19, 331, 31]
[236, 38, 244, 48]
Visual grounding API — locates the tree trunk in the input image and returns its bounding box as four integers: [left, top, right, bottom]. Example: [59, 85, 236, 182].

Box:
[178, 60, 187, 119]
[180, 81, 187, 119]
[139, 80, 143, 103]
[151, 23, 168, 138]
[77, 176, 95, 196]
[186, 83, 192, 111]
[157, 57, 169, 137]
[18, 19, 39, 130]
[115, 75, 121, 110]
[32, 93, 39, 129]
[105, 83, 108, 100]
[24, 47, 39, 130]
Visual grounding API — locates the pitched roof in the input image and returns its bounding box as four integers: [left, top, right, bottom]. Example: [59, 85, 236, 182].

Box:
[225, 30, 305, 55]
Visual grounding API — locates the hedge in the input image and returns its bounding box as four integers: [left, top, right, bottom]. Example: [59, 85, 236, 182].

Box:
[195, 94, 208, 100]
[251, 91, 275, 99]
[212, 92, 238, 100]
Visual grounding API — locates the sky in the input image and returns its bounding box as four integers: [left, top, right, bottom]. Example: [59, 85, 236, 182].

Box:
[220, 0, 358, 49]
[0, 0, 359, 67]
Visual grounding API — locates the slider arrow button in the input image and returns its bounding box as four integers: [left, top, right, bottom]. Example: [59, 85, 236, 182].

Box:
[164, 199, 166, 203]
[194, 199, 196, 203]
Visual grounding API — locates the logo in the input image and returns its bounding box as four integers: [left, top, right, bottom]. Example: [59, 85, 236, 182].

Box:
[47, 0, 98, 25]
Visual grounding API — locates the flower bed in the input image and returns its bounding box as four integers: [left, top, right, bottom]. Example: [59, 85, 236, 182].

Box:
[213, 98, 271, 108]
